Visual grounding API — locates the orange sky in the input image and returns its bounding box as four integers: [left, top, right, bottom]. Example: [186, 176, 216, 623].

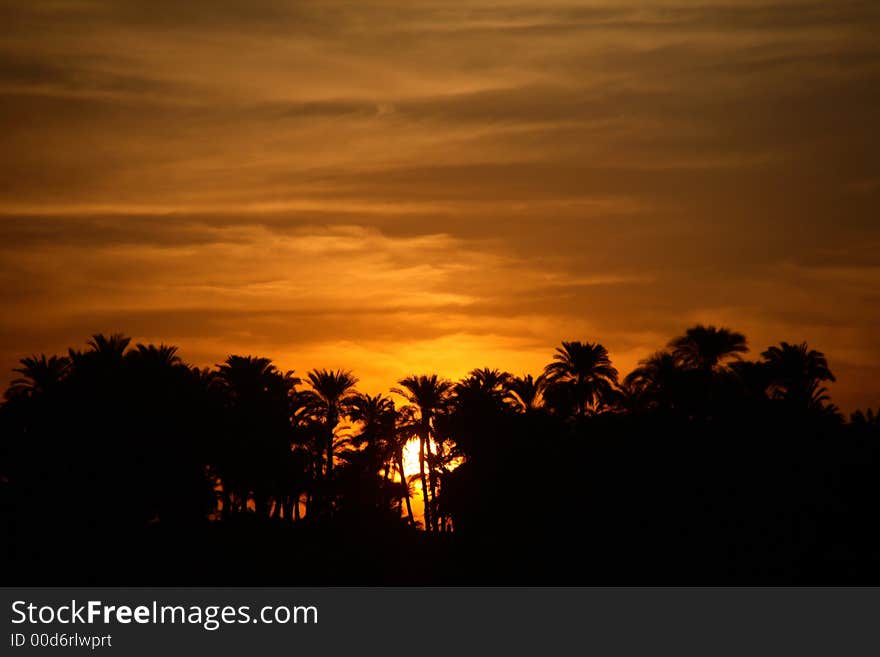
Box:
[1, 0, 879, 411]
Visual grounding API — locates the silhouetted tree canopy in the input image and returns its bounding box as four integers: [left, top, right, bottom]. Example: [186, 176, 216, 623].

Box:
[1, 327, 878, 585]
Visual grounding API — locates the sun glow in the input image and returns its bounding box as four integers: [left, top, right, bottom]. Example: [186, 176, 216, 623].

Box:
[396, 437, 462, 529]
[399, 438, 463, 482]
[401, 438, 422, 478]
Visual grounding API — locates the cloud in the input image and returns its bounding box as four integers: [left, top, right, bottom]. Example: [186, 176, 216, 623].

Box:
[1, 0, 879, 410]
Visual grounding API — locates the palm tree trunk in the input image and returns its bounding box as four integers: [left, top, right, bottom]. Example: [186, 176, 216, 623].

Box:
[418, 434, 432, 531]
[577, 375, 587, 418]
[424, 429, 440, 532]
[326, 430, 334, 479]
[432, 438, 447, 532]
[320, 419, 335, 519]
[397, 452, 415, 525]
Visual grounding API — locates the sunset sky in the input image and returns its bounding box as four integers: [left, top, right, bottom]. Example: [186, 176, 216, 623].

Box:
[1, 0, 878, 411]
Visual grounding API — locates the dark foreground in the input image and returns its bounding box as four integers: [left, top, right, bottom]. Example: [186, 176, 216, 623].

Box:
[5, 412, 880, 586]
[3, 330, 880, 584]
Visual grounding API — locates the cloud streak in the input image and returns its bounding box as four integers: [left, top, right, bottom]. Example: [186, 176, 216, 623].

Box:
[1, 0, 879, 410]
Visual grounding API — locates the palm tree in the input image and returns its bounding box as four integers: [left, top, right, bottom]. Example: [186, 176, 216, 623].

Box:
[217, 355, 293, 400]
[851, 408, 880, 427]
[392, 374, 452, 531]
[464, 368, 511, 397]
[301, 369, 359, 480]
[66, 332, 131, 375]
[543, 341, 619, 417]
[6, 354, 70, 399]
[669, 325, 748, 372]
[761, 342, 835, 409]
[348, 393, 396, 469]
[127, 343, 182, 368]
[623, 351, 684, 412]
[454, 368, 512, 411]
[392, 407, 418, 526]
[82, 333, 132, 361]
[348, 393, 414, 525]
[505, 373, 545, 413]
[216, 355, 298, 516]
[125, 343, 190, 408]
[728, 359, 772, 402]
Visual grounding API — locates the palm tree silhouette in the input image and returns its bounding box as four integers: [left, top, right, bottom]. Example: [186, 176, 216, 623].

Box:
[761, 342, 835, 409]
[670, 325, 748, 372]
[392, 406, 419, 526]
[623, 351, 684, 412]
[216, 355, 298, 515]
[348, 393, 415, 525]
[6, 326, 877, 586]
[466, 368, 511, 394]
[300, 369, 358, 481]
[348, 393, 396, 470]
[6, 354, 70, 399]
[543, 341, 619, 417]
[851, 408, 880, 427]
[505, 373, 545, 413]
[392, 374, 452, 531]
[455, 368, 511, 406]
[127, 343, 182, 368]
[217, 355, 292, 399]
[81, 333, 132, 361]
[66, 333, 131, 376]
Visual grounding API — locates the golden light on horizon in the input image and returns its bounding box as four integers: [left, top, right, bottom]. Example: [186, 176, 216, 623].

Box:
[402, 439, 422, 480]
[0, 1, 878, 412]
[397, 437, 462, 527]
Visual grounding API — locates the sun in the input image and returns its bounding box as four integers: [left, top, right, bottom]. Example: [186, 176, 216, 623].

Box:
[401, 438, 422, 478]
[399, 438, 463, 482]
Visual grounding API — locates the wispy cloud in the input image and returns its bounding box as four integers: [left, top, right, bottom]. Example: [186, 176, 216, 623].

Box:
[1, 0, 879, 409]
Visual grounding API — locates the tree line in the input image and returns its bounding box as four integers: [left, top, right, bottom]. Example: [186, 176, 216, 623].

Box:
[2, 325, 879, 583]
